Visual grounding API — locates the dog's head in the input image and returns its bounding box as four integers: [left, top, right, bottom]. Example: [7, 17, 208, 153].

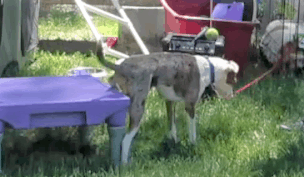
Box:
[225, 60, 239, 85]
[213, 60, 239, 99]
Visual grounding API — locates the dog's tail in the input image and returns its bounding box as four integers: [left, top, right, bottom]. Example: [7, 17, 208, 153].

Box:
[96, 39, 118, 71]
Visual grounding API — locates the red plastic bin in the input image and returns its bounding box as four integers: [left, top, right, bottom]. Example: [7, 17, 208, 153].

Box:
[160, 0, 259, 77]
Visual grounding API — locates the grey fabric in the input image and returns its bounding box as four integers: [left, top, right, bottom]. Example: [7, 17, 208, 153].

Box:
[260, 20, 304, 63]
[21, 0, 40, 56]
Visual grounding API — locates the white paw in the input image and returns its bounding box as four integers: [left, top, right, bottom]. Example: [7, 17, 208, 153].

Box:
[189, 117, 197, 144]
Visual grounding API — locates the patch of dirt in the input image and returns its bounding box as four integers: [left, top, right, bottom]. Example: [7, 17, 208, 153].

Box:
[241, 45, 272, 82]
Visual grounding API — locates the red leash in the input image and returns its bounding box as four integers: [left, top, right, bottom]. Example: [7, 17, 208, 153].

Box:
[235, 65, 276, 94]
[234, 56, 283, 95]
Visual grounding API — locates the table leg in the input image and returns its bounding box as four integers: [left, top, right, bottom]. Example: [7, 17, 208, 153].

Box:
[0, 121, 5, 173]
[106, 108, 128, 167]
[107, 126, 125, 168]
[0, 133, 3, 173]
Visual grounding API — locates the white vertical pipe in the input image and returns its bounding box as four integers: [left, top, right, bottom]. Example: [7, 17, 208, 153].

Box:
[210, 0, 213, 28]
[82, 2, 128, 26]
[75, 0, 101, 41]
[252, 0, 257, 22]
[111, 0, 150, 55]
[106, 48, 130, 58]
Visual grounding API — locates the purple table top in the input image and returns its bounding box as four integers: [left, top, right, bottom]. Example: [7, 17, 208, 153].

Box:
[0, 75, 130, 132]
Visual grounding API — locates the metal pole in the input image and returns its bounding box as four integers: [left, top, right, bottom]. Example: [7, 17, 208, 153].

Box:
[281, 0, 286, 72]
[295, 0, 301, 64]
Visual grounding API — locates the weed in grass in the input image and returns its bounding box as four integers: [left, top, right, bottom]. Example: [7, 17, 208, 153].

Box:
[251, 132, 304, 177]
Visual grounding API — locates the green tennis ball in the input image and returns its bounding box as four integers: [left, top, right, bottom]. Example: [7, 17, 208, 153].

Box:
[205, 28, 219, 41]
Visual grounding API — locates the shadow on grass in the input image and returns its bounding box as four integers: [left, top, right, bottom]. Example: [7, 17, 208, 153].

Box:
[200, 126, 232, 143]
[44, 50, 95, 57]
[5, 151, 113, 176]
[253, 134, 304, 177]
[239, 76, 303, 115]
[3, 131, 113, 176]
[145, 137, 199, 161]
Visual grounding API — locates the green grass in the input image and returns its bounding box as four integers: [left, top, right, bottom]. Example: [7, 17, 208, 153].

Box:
[276, 2, 297, 20]
[4, 8, 304, 177]
[18, 50, 116, 77]
[6, 74, 304, 177]
[39, 8, 121, 40]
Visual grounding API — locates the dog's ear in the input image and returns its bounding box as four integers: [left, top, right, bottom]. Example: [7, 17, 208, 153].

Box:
[225, 60, 239, 85]
[225, 60, 239, 74]
[226, 71, 237, 85]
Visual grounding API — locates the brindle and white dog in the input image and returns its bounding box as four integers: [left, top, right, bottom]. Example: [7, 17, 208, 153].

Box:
[96, 40, 239, 164]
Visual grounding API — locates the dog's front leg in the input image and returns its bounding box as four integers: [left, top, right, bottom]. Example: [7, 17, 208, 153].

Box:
[185, 103, 196, 144]
[166, 101, 178, 143]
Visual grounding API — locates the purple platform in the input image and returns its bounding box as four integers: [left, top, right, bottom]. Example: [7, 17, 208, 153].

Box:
[0, 75, 130, 133]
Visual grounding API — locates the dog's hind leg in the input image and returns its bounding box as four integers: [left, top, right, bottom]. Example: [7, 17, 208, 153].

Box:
[185, 103, 196, 144]
[166, 101, 178, 143]
[121, 123, 139, 164]
[121, 74, 152, 164]
[121, 96, 147, 164]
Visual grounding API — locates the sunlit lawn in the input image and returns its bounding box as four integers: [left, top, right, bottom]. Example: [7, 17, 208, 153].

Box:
[3, 8, 304, 177]
[39, 8, 121, 40]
